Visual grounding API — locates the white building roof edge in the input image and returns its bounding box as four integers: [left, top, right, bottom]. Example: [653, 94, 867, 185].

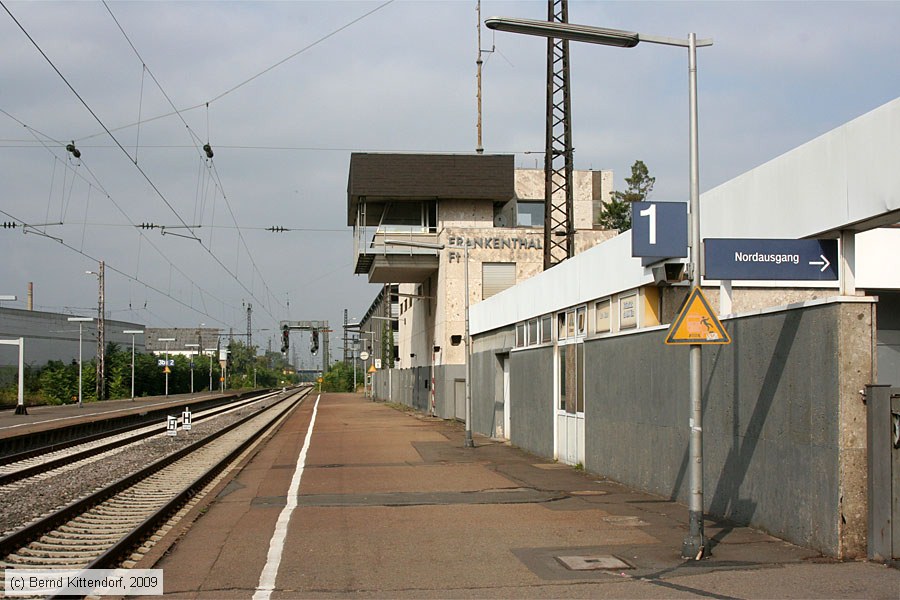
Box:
[470, 231, 654, 335]
[471, 96, 900, 336]
[701, 96, 900, 240]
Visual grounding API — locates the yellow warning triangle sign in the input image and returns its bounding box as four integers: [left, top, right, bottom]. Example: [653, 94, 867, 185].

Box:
[665, 287, 731, 345]
[163, 366, 171, 373]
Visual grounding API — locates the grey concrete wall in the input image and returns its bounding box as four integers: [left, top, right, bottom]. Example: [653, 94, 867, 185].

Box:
[372, 364, 464, 420]
[509, 346, 554, 459]
[470, 299, 873, 558]
[583, 300, 873, 558]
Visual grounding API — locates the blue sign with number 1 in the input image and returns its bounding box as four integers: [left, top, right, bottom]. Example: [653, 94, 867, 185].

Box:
[631, 201, 688, 266]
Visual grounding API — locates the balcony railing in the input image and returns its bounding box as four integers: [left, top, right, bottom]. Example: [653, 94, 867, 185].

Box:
[353, 224, 441, 280]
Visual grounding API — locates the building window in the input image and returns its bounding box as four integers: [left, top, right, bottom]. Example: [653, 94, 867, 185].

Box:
[516, 201, 544, 227]
[378, 201, 436, 233]
[516, 323, 526, 348]
[557, 307, 587, 340]
[540, 315, 552, 343]
[558, 345, 567, 410]
[595, 299, 611, 333]
[527, 319, 538, 345]
[482, 262, 516, 299]
[619, 293, 638, 329]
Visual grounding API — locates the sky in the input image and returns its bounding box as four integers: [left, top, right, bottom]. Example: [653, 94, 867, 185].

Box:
[1, 0, 898, 367]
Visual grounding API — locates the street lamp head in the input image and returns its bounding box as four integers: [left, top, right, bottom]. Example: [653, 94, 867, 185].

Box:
[158, 337, 176, 342]
[67, 317, 93, 322]
[123, 329, 144, 334]
[485, 16, 640, 48]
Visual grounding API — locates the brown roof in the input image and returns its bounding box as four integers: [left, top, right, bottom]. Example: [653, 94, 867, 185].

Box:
[347, 153, 515, 225]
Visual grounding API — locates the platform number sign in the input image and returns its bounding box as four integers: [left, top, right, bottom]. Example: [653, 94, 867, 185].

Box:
[182, 407, 192, 432]
[639, 204, 657, 244]
[631, 201, 688, 266]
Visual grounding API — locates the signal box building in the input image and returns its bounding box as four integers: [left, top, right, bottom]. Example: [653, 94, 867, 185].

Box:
[349, 152, 613, 417]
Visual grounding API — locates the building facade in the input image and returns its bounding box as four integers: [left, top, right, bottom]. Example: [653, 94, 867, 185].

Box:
[462, 97, 900, 559]
[349, 153, 614, 416]
[0, 307, 145, 376]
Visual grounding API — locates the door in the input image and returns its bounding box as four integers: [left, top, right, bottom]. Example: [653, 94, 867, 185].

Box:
[502, 357, 511, 439]
[556, 342, 585, 465]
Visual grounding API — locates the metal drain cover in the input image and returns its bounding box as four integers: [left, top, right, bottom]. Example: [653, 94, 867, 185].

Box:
[556, 555, 632, 571]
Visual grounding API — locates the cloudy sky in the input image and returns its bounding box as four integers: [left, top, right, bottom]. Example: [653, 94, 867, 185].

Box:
[1, 0, 897, 366]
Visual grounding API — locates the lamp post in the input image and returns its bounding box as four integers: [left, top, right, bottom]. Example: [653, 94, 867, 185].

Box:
[205, 348, 216, 393]
[486, 15, 712, 559]
[67, 317, 93, 408]
[123, 329, 144, 400]
[357, 331, 376, 398]
[158, 337, 175, 397]
[185, 343, 199, 394]
[384, 239, 474, 448]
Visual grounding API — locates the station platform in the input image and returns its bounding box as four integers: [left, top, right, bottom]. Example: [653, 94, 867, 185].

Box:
[0, 391, 247, 449]
[134, 392, 899, 599]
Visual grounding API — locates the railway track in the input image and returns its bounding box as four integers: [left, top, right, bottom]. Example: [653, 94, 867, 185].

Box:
[0, 389, 286, 488]
[0, 386, 312, 575]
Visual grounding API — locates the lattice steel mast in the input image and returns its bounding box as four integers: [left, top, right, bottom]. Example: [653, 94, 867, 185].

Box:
[543, 0, 575, 270]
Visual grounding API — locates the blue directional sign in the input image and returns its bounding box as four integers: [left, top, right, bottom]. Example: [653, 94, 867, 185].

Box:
[704, 238, 839, 280]
[631, 201, 688, 266]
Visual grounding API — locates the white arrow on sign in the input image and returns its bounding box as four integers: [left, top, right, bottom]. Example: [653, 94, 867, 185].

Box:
[809, 254, 831, 272]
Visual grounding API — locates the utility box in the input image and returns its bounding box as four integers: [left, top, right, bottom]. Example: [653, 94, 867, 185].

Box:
[866, 384, 900, 562]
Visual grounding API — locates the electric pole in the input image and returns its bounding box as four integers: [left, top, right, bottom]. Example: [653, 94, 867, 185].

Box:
[343, 308, 349, 364]
[246, 303, 252, 349]
[543, 0, 575, 270]
[95, 261, 105, 400]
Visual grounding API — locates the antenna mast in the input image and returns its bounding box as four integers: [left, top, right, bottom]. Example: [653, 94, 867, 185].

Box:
[476, 0, 485, 154]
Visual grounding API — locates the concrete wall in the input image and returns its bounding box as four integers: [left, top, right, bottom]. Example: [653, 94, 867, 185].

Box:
[508, 346, 555, 459]
[372, 364, 464, 420]
[471, 298, 873, 558]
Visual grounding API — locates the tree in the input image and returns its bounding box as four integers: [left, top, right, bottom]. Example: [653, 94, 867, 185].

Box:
[321, 361, 355, 392]
[597, 160, 656, 232]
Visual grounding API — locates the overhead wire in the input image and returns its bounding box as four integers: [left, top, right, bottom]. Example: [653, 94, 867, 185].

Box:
[1, 0, 201, 242]
[0, 108, 245, 330]
[0, 206, 230, 327]
[72, 0, 397, 145]
[102, 0, 284, 322]
[2, 1, 287, 329]
[2, 1, 397, 332]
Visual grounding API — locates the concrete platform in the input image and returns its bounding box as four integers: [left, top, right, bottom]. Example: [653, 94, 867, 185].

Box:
[0, 391, 239, 441]
[136, 393, 900, 599]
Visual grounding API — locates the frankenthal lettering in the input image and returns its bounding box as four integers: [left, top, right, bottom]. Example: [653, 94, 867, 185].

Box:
[446, 236, 543, 250]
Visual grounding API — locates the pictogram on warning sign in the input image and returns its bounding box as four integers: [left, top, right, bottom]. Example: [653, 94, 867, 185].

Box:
[665, 287, 731, 345]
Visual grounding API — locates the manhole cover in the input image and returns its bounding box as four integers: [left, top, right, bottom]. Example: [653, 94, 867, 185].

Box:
[556, 555, 632, 571]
